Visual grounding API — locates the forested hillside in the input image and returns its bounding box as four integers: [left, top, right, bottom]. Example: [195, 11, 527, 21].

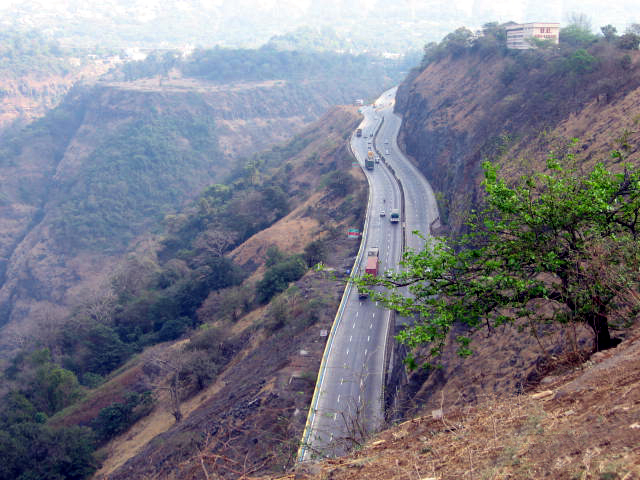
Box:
[0, 46, 401, 357]
[0, 105, 366, 480]
[0, 30, 110, 129]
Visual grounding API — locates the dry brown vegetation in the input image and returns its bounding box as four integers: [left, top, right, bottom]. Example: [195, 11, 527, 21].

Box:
[85, 106, 367, 479]
[284, 325, 640, 480]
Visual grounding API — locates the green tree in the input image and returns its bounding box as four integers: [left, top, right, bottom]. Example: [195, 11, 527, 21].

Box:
[563, 49, 598, 74]
[303, 238, 327, 266]
[600, 24, 618, 42]
[618, 33, 640, 50]
[362, 152, 640, 367]
[560, 16, 598, 48]
[256, 255, 307, 303]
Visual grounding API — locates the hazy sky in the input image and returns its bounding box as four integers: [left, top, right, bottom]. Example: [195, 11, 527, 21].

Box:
[0, 0, 637, 49]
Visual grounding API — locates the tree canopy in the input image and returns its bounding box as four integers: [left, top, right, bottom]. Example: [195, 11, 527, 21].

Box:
[362, 148, 640, 367]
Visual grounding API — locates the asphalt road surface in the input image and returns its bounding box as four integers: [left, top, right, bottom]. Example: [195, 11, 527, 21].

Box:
[299, 87, 439, 460]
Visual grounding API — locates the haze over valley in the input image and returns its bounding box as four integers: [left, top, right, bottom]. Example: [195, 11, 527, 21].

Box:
[0, 2, 639, 479]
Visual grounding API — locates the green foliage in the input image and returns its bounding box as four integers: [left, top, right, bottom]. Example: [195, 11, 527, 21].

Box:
[560, 24, 599, 48]
[303, 239, 328, 266]
[263, 286, 327, 332]
[562, 49, 598, 74]
[265, 245, 287, 268]
[51, 110, 220, 253]
[0, 30, 75, 76]
[78, 324, 130, 376]
[91, 391, 153, 443]
[617, 33, 640, 50]
[600, 25, 618, 42]
[117, 44, 406, 93]
[362, 151, 640, 366]
[0, 423, 96, 480]
[256, 255, 308, 304]
[324, 170, 356, 197]
[5, 349, 83, 417]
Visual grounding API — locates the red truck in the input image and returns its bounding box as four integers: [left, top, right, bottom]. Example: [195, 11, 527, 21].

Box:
[365, 247, 379, 276]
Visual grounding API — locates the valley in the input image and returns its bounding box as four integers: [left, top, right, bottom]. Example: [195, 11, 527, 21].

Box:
[0, 17, 640, 480]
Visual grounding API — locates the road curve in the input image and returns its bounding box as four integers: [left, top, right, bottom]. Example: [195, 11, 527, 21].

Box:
[298, 87, 439, 461]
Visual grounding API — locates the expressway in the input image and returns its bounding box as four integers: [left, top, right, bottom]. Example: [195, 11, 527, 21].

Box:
[374, 87, 440, 252]
[298, 88, 438, 460]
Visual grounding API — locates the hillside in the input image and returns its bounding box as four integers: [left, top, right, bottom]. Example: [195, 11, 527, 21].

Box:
[0, 30, 113, 130]
[289, 323, 640, 479]
[395, 38, 640, 235]
[0, 57, 394, 357]
[0, 103, 366, 479]
[78, 106, 366, 480]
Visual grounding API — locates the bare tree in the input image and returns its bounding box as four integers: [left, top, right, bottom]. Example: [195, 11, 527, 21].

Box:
[193, 229, 238, 260]
[147, 351, 187, 422]
[566, 12, 593, 31]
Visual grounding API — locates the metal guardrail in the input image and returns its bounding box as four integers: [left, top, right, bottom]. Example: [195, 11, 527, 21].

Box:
[296, 121, 376, 462]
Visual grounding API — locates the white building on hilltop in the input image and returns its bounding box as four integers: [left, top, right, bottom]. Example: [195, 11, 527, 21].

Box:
[506, 22, 560, 49]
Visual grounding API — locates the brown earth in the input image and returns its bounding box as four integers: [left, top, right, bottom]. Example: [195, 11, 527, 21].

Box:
[70, 106, 368, 480]
[284, 323, 640, 480]
[0, 74, 360, 358]
[0, 60, 110, 130]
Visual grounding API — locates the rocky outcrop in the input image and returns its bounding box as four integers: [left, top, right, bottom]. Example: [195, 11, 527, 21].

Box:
[395, 49, 640, 234]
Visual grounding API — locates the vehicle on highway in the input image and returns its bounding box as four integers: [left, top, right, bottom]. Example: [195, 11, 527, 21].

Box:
[365, 248, 379, 276]
[380, 210, 385, 216]
[365, 151, 375, 170]
[384, 140, 389, 144]
[356, 128, 362, 137]
[390, 209, 400, 223]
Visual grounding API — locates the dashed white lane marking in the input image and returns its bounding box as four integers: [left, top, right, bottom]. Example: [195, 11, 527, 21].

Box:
[370, 323, 373, 329]
[364, 349, 368, 356]
[356, 311, 359, 317]
[340, 377, 344, 384]
[367, 336, 370, 342]
[349, 335, 352, 342]
[337, 394, 341, 403]
[372, 313, 376, 318]
[346, 348, 349, 355]
[358, 395, 361, 404]
[353, 323, 356, 329]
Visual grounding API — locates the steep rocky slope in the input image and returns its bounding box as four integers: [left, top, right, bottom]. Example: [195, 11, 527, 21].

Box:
[0, 61, 110, 130]
[378, 41, 640, 444]
[48, 106, 366, 479]
[0, 73, 380, 357]
[395, 47, 640, 234]
[290, 323, 640, 479]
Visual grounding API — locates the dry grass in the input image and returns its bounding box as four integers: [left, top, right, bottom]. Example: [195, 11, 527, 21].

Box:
[276, 328, 640, 480]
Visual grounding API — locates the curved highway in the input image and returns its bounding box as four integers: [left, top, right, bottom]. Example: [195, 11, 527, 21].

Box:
[299, 87, 439, 460]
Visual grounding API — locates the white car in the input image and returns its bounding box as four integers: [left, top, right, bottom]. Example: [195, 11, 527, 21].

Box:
[380, 210, 386, 217]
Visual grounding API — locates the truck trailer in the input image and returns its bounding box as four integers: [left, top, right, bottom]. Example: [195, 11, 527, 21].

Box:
[365, 151, 375, 170]
[365, 247, 379, 276]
